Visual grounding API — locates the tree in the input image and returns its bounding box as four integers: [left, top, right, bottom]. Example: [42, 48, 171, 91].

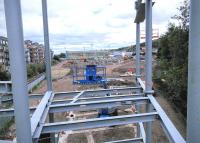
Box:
[59, 53, 66, 58]
[172, 0, 190, 29]
[0, 65, 10, 80]
[53, 55, 60, 61]
[154, 0, 189, 116]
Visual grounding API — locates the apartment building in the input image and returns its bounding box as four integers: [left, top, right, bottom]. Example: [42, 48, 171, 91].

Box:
[0, 37, 45, 72]
[0, 36, 9, 71]
[38, 44, 45, 63]
[25, 41, 45, 64]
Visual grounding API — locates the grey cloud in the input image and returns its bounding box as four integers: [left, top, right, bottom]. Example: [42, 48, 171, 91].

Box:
[50, 32, 108, 46]
[115, 13, 134, 19]
[93, 8, 104, 15]
[0, 1, 3, 12]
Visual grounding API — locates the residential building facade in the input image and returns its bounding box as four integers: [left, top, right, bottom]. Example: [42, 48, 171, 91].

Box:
[0, 36, 9, 71]
[0, 37, 45, 72]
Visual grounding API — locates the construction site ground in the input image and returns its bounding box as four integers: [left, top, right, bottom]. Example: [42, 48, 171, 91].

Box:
[31, 59, 185, 143]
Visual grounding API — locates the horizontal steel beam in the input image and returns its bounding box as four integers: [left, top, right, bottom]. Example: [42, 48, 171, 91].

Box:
[53, 87, 141, 99]
[137, 78, 145, 90]
[104, 137, 143, 143]
[0, 74, 45, 95]
[42, 112, 157, 134]
[148, 95, 186, 143]
[0, 94, 147, 117]
[51, 93, 144, 105]
[53, 91, 80, 99]
[31, 91, 53, 135]
[0, 93, 44, 103]
[28, 74, 45, 91]
[82, 87, 141, 97]
[0, 140, 16, 143]
[49, 97, 149, 113]
[1, 87, 141, 103]
[0, 107, 36, 117]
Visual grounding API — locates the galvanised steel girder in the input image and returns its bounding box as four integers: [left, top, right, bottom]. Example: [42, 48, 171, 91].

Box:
[30, 91, 54, 136]
[0, 107, 36, 117]
[139, 122, 146, 143]
[1, 87, 141, 103]
[137, 76, 186, 143]
[51, 93, 144, 105]
[54, 87, 141, 99]
[0, 93, 44, 103]
[70, 91, 85, 103]
[41, 112, 158, 134]
[49, 97, 149, 113]
[0, 140, 16, 143]
[0, 94, 145, 117]
[148, 95, 186, 143]
[81, 87, 141, 97]
[104, 137, 143, 143]
[53, 91, 80, 99]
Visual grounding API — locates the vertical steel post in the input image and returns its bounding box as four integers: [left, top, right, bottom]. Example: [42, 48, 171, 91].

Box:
[49, 113, 56, 143]
[145, 0, 153, 143]
[136, 22, 141, 77]
[145, 0, 153, 92]
[42, 0, 52, 91]
[135, 22, 141, 138]
[135, 0, 142, 138]
[42, 0, 54, 142]
[187, 0, 200, 142]
[4, 0, 32, 143]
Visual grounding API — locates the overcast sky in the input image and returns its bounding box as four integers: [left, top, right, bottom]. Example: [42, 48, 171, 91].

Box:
[0, 0, 183, 54]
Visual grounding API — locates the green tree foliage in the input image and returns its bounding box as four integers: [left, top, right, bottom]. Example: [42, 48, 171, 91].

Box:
[53, 55, 60, 62]
[59, 53, 66, 58]
[154, 0, 189, 116]
[0, 65, 10, 80]
[27, 63, 45, 78]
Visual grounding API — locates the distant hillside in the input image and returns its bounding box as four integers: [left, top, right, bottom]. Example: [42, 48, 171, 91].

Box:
[113, 39, 159, 52]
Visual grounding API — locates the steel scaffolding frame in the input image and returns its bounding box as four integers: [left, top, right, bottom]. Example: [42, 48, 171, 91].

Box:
[0, 0, 190, 143]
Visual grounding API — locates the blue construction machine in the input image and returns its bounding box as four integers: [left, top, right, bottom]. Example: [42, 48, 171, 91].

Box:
[73, 65, 117, 117]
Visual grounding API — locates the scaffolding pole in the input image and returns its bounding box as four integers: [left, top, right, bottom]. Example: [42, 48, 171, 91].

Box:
[145, 0, 153, 143]
[4, 0, 32, 143]
[187, 0, 200, 142]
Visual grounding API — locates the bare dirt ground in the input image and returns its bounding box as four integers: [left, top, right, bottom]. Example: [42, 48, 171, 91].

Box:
[33, 61, 74, 93]
[153, 96, 186, 141]
[32, 60, 186, 143]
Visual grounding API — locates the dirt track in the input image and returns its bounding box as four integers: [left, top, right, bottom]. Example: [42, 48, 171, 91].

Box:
[32, 60, 186, 143]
